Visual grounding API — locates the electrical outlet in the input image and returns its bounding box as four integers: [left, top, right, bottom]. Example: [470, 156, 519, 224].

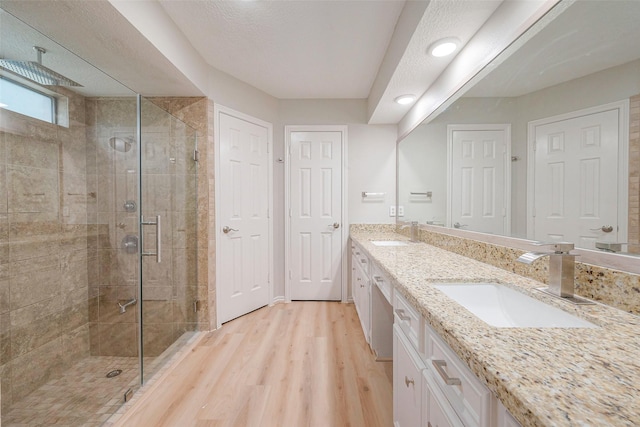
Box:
[389, 206, 396, 217]
[397, 206, 405, 217]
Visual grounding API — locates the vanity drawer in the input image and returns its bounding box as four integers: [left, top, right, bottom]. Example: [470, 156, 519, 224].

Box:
[371, 264, 392, 304]
[394, 291, 422, 351]
[352, 245, 370, 275]
[425, 324, 491, 427]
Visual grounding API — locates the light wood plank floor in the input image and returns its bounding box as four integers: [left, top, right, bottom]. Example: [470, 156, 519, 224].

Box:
[116, 302, 393, 427]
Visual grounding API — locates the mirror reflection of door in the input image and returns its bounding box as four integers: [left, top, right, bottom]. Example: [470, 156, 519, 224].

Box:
[528, 101, 628, 249]
[447, 124, 511, 235]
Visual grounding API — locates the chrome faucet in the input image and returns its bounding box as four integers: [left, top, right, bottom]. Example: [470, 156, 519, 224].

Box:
[401, 221, 419, 242]
[118, 298, 137, 314]
[516, 242, 577, 298]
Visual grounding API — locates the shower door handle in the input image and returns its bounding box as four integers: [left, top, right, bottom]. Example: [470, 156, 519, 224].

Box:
[141, 215, 161, 263]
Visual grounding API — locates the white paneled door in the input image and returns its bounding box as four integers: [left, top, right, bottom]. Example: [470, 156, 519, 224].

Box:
[288, 129, 344, 300]
[530, 106, 622, 249]
[448, 125, 510, 235]
[218, 110, 271, 324]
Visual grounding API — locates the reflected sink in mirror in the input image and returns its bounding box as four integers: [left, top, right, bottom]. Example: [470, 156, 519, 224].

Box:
[434, 283, 597, 328]
[370, 240, 409, 247]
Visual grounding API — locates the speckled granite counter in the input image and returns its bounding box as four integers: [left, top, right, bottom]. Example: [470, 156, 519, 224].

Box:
[350, 229, 640, 427]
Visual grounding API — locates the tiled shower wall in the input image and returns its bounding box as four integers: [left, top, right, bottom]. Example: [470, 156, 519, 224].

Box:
[86, 97, 204, 358]
[0, 88, 91, 414]
[145, 97, 214, 331]
[85, 97, 139, 357]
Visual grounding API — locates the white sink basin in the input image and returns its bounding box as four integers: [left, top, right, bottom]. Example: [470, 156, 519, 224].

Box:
[371, 240, 409, 247]
[433, 283, 597, 328]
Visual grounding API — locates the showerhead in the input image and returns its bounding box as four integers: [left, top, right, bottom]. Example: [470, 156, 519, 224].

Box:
[0, 46, 82, 87]
[108, 136, 134, 153]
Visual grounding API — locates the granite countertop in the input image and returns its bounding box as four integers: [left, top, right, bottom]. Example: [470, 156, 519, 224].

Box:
[350, 229, 640, 427]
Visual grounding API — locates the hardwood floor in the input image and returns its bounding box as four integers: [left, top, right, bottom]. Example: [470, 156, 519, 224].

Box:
[115, 302, 393, 427]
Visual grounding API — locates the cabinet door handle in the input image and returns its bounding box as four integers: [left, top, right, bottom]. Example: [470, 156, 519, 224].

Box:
[404, 376, 414, 387]
[360, 259, 367, 264]
[395, 309, 411, 323]
[373, 276, 383, 282]
[432, 360, 462, 385]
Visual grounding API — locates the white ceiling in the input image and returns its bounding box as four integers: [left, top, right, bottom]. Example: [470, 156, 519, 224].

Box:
[465, 0, 640, 98]
[158, 0, 405, 100]
[0, 0, 506, 124]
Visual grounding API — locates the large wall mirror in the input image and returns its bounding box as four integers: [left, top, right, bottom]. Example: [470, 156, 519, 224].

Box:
[398, 0, 640, 257]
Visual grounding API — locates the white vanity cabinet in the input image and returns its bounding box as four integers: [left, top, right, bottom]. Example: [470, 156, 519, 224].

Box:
[351, 238, 523, 427]
[496, 401, 521, 427]
[351, 243, 371, 343]
[394, 324, 425, 427]
[423, 369, 465, 427]
[370, 264, 393, 360]
[424, 323, 492, 427]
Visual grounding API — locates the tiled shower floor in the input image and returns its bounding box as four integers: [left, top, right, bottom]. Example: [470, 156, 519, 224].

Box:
[3, 356, 145, 427]
[3, 332, 198, 426]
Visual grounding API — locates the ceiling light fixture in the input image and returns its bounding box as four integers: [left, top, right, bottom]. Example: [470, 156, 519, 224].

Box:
[395, 94, 416, 105]
[428, 37, 460, 58]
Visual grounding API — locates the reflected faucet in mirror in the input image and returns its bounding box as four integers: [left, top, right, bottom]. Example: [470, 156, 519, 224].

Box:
[400, 221, 419, 242]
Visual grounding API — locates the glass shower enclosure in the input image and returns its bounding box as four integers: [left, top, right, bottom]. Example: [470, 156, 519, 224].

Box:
[0, 8, 198, 425]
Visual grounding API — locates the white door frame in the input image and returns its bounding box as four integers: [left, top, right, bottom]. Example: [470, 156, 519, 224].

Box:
[446, 124, 512, 233]
[284, 125, 348, 303]
[214, 104, 274, 329]
[526, 100, 629, 241]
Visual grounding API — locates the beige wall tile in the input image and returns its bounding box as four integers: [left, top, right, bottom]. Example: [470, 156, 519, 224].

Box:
[0, 279, 8, 314]
[98, 322, 137, 357]
[0, 360, 11, 413]
[0, 312, 10, 365]
[10, 267, 61, 310]
[6, 134, 58, 170]
[10, 338, 63, 402]
[62, 323, 90, 367]
[0, 163, 7, 214]
[10, 312, 61, 359]
[8, 165, 59, 215]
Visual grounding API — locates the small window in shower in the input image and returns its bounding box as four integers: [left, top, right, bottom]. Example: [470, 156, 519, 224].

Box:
[0, 76, 56, 123]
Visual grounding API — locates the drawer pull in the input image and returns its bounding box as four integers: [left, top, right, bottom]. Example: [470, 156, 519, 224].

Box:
[395, 309, 411, 323]
[360, 259, 367, 264]
[432, 360, 462, 386]
[374, 276, 383, 282]
[356, 251, 360, 255]
[404, 376, 414, 387]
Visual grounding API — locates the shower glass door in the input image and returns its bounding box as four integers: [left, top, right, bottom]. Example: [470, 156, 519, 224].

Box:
[138, 97, 198, 383]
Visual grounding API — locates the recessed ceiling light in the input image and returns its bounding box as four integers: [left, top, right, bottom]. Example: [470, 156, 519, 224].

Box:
[395, 95, 416, 105]
[429, 38, 460, 57]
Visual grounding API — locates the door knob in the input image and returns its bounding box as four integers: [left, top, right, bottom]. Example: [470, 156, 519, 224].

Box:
[332, 222, 340, 229]
[591, 225, 614, 233]
[222, 226, 238, 234]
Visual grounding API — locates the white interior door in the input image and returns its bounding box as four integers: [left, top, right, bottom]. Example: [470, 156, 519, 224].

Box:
[530, 106, 622, 249]
[288, 129, 343, 300]
[217, 110, 271, 324]
[448, 125, 510, 235]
